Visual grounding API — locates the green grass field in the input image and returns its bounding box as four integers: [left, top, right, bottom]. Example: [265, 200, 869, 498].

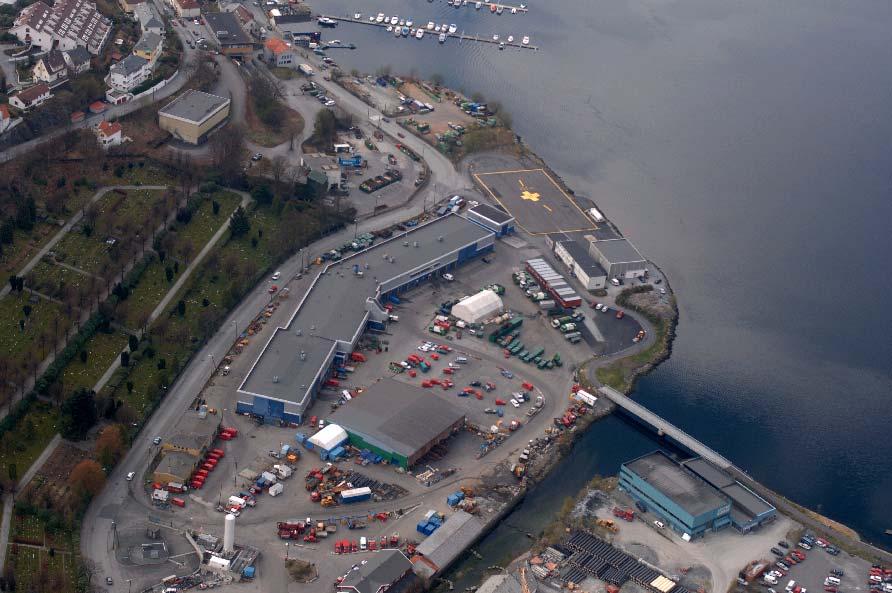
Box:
[118, 259, 169, 330]
[0, 223, 58, 279]
[12, 513, 45, 546]
[26, 259, 97, 305]
[60, 330, 129, 392]
[0, 292, 72, 366]
[0, 403, 60, 488]
[168, 192, 241, 258]
[6, 544, 78, 593]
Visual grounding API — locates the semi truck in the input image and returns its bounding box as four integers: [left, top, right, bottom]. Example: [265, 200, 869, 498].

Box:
[299, 63, 314, 76]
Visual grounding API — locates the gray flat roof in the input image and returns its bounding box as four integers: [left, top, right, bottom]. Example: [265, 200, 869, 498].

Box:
[624, 451, 729, 518]
[682, 458, 736, 489]
[204, 11, 253, 45]
[330, 378, 466, 457]
[558, 240, 607, 277]
[589, 238, 646, 264]
[415, 510, 483, 572]
[469, 203, 513, 224]
[240, 214, 493, 404]
[721, 483, 774, 519]
[160, 90, 230, 124]
[340, 550, 411, 593]
[133, 31, 162, 53]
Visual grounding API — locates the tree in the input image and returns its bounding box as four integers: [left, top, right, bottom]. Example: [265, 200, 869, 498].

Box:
[68, 460, 105, 499]
[212, 200, 220, 215]
[229, 206, 250, 238]
[176, 299, 186, 317]
[209, 124, 245, 184]
[22, 304, 31, 319]
[7, 462, 16, 484]
[95, 424, 125, 468]
[251, 184, 273, 205]
[311, 109, 338, 150]
[126, 381, 133, 394]
[60, 388, 97, 440]
[120, 351, 129, 367]
[0, 218, 13, 245]
[79, 349, 88, 363]
[128, 334, 139, 352]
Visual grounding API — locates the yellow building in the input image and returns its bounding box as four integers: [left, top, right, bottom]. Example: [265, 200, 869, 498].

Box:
[158, 90, 231, 145]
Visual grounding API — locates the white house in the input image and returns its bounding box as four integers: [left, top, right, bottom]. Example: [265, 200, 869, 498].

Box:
[107, 54, 149, 93]
[11, 0, 111, 55]
[95, 120, 125, 148]
[33, 49, 68, 84]
[134, 3, 165, 35]
[9, 83, 53, 111]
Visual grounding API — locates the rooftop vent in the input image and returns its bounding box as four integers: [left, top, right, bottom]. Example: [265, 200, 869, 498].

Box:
[413, 241, 419, 248]
[273, 376, 279, 383]
[300, 351, 306, 361]
[438, 236, 443, 242]
[296, 328, 302, 336]
[403, 241, 409, 247]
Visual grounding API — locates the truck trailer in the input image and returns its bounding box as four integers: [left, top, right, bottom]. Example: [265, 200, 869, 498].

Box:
[340, 487, 372, 503]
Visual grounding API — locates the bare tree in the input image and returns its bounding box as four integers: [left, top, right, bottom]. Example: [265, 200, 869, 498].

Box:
[209, 124, 246, 184]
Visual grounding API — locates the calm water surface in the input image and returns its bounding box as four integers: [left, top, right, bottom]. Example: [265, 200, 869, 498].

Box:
[311, 0, 892, 553]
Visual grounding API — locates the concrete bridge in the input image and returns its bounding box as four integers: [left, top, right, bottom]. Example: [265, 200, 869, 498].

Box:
[597, 385, 734, 470]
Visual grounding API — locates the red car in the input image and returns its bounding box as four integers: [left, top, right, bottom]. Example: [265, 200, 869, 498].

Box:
[268, 285, 278, 293]
[824, 588, 837, 593]
[495, 399, 506, 406]
[616, 310, 625, 319]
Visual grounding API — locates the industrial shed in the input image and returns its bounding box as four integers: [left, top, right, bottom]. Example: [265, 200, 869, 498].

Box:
[158, 90, 231, 145]
[412, 511, 484, 578]
[451, 290, 503, 324]
[329, 379, 466, 468]
[682, 458, 776, 533]
[588, 238, 648, 281]
[466, 203, 515, 237]
[553, 240, 607, 290]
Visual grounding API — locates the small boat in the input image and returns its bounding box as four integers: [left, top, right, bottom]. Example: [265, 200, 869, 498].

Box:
[406, 19, 414, 27]
[490, 4, 497, 13]
[416, 28, 424, 39]
[499, 41, 505, 49]
[439, 33, 446, 43]
[507, 35, 513, 42]
[386, 25, 393, 32]
[492, 33, 499, 41]
[399, 20, 405, 26]
[441, 22, 448, 30]
[317, 16, 338, 27]
[448, 24, 457, 34]
[522, 35, 529, 44]
[375, 13, 385, 23]
[453, 0, 461, 6]
[463, 0, 468, 4]
[369, 16, 375, 22]
[390, 16, 399, 25]
[519, 3, 526, 8]
[394, 27, 402, 37]
[496, 6, 503, 14]
[475, 1, 482, 8]
[434, 24, 441, 32]
[402, 26, 410, 36]
[354, 12, 361, 19]
[511, 7, 517, 14]
[426, 21, 434, 30]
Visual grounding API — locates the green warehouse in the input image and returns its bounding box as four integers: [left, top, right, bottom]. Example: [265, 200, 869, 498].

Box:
[330, 378, 466, 468]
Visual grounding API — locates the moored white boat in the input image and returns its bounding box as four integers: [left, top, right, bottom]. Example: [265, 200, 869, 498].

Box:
[522, 35, 529, 44]
[448, 24, 457, 34]
[439, 33, 446, 43]
[492, 33, 499, 41]
[475, 1, 482, 9]
[507, 35, 513, 42]
[406, 19, 414, 27]
[376, 13, 385, 22]
[426, 21, 435, 30]
[354, 12, 361, 19]
[416, 28, 424, 39]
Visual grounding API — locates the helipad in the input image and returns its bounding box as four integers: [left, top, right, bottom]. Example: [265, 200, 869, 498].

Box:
[473, 168, 597, 235]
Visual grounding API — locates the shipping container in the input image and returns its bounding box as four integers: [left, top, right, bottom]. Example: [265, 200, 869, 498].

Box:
[171, 497, 186, 508]
[269, 482, 284, 496]
[340, 487, 372, 503]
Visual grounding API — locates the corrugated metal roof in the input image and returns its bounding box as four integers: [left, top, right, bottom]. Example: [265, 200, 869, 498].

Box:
[415, 511, 484, 571]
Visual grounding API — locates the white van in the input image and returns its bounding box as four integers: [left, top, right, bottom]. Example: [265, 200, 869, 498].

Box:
[825, 578, 841, 586]
[610, 278, 621, 287]
[785, 581, 796, 592]
[359, 537, 368, 550]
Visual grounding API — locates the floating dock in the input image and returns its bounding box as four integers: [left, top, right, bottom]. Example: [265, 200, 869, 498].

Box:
[324, 16, 539, 51]
[429, 0, 529, 15]
[598, 385, 734, 470]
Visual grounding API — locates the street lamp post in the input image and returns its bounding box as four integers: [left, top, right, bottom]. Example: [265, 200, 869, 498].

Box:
[208, 353, 216, 369]
[232, 319, 238, 338]
[285, 542, 290, 560]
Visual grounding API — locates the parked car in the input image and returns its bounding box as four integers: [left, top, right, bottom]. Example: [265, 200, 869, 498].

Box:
[778, 541, 790, 548]
[272, 271, 281, 280]
[126, 471, 135, 481]
[653, 520, 665, 529]
[153, 436, 162, 445]
[770, 548, 784, 556]
[251, 153, 263, 161]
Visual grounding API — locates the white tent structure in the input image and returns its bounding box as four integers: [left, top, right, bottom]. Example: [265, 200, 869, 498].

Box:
[451, 290, 503, 324]
[308, 423, 348, 452]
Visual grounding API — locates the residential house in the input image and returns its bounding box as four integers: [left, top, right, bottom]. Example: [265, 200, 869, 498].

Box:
[119, 0, 145, 12]
[33, 49, 68, 84]
[9, 83, 53, 111]
[63, 46, 92, 75]
[264, 37, 293, 68]
[94, 120, 124, 148]
[337, 551, 413, 593]
[107, 54, 150, 93]
[134, 3, 165, 35]
[226, 4, 258, 36]
[133, 32, 163, 64]
[11, 0, 111, 55]
[171, 0, 200, 18]
[0, 105, 15, 134]
[203, 12, 254, 57]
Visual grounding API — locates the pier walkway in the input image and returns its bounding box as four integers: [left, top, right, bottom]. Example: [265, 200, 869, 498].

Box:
[597, 386, 734, 469]
[325, 16, 539, 50]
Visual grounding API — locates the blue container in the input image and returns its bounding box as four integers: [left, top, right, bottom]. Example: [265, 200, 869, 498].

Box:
[389, 294, 401, 304]
[447, 493, 462, 506]
[243, 566, 255, 579]
[416, 521, 429, 534]
[295, 433, 306, 444]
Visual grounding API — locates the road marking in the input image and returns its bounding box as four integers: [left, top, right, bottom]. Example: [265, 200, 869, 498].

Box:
[542, 204, 552, 212]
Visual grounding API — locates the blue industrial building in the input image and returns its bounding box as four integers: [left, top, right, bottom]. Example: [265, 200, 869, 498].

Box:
[236, 214, 495, 425]
[682, 458, 777, 533]
[466, 203, 516, 237]
[619, 450, 732, 539]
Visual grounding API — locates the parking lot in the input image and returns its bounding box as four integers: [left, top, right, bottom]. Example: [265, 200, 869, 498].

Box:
[474, 167, 597, 235]
[745, 536, 873, 593]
